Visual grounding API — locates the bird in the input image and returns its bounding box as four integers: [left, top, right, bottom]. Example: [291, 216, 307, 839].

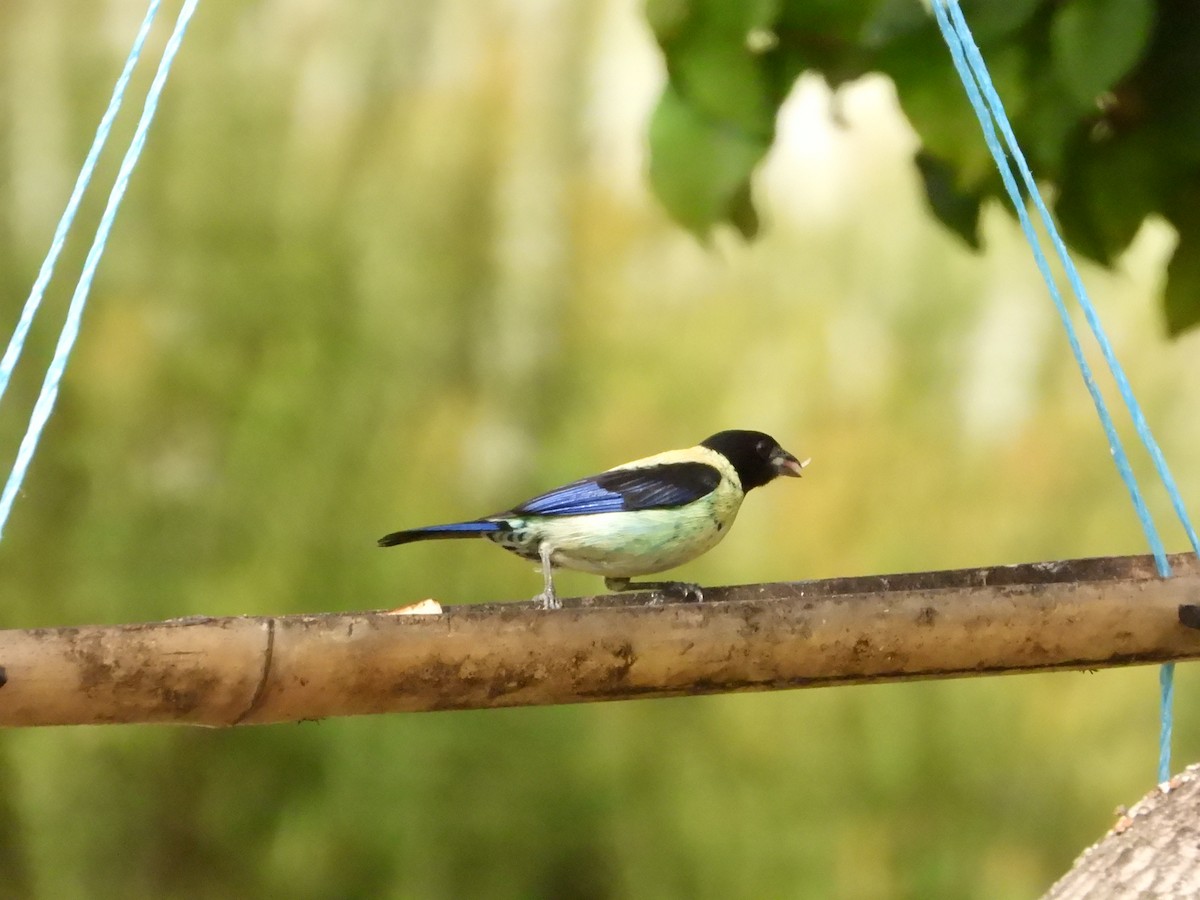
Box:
[377, 429, 808, 609]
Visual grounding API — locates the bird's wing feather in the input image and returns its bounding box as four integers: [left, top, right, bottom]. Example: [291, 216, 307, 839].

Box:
[508, 462, 722, 517]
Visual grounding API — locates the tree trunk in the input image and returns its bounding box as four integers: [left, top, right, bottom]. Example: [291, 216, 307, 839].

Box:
[1046, 764, 1200, 899]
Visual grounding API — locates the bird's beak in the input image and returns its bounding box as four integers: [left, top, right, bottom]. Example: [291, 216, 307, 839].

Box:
[770, 448, 810, 478]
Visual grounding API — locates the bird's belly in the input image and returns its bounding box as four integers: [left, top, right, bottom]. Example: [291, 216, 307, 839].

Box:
[493, 503, 737, 578]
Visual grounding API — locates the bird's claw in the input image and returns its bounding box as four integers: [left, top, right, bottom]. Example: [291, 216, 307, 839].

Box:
[662, 582, 703, 603]
[605, 578, 704, 603]
[533, 590, 561, 610]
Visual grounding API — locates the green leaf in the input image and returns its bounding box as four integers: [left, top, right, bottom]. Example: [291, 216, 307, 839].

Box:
[914, 151, 983, 249]
[774, 0, 878, 85]
[1165, 234, 1200, 336]
[1051, 0, 1154, 108]
[647, 84, 769, 239]
[668, 31, 777, 136]
[645, 0, 692, 42]
[645, 0, 786, 235]
[882, 34, 1030, 188]
[650, 0, 779, 44]
[649, 0, 786, 138]
[726, 181, 761, 239]
[1164, 185, 1200, 335]
[1018, 77, 1084, 172]
[859, 0, 929, 50]
[1055, 131, 1164, 265]
[1130, 5, 1200, 162]
[957, 0, 1045, 43]
[776, 0, 877, 37]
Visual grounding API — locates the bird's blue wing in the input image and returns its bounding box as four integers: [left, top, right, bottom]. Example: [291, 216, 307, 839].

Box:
[509, 462, 722, 517]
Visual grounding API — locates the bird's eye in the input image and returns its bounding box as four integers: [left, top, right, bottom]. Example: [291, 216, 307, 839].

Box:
[756, 439, 771, 457]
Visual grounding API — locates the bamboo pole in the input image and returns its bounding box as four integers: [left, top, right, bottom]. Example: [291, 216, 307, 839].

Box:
[1, 553, 1198, 727]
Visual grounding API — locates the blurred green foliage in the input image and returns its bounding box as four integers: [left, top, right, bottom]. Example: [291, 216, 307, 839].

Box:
[1, 1, 1199, 898]
[646, 0, 1200, 335]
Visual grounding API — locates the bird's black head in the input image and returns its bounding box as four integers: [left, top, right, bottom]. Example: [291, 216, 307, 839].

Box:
[700, 430, 807, 491]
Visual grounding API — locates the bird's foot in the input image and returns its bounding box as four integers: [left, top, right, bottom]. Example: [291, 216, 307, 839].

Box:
[533, 589, 561, 611]
[604, 578, 704, 603]
[662, 582, 704, 603]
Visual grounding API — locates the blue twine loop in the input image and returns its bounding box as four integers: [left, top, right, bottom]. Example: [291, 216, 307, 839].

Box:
[0, 0, 201, 542]
[932, 0, 1199, 783]
[0, 1, 162, 405]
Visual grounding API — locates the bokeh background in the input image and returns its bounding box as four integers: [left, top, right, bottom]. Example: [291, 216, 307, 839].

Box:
[2, 1, 1200, 897]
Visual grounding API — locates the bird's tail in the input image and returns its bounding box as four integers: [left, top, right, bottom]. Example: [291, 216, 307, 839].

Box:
[377, 520, 503, 547]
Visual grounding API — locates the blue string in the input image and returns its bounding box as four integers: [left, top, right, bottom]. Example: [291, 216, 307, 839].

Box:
[1160, 662, 1175, 780]
[0, 0, 162, 405]
[0, 0, 201, 541]
[932, 0, 1197, 784]
[942, 3, 1200, 564]
[931, 4, 1169, 574]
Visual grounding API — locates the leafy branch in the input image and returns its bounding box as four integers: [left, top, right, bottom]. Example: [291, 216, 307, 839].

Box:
[645, 0, 1200, 335]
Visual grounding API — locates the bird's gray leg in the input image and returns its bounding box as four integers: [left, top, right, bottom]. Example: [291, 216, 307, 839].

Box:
[533, 543, 560, 610]
[604, 577, 704, 603]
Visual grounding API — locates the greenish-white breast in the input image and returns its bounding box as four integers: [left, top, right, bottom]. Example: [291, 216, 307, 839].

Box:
[498, 446, 745, 578]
